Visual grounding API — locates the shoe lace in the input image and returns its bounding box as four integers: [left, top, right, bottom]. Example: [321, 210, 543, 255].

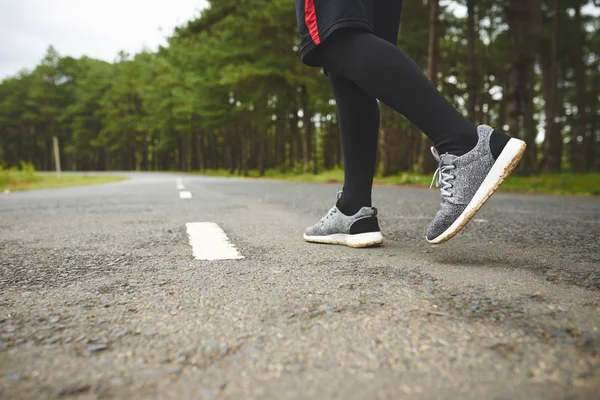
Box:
[429, 147, 455, 197]
[320, 207, 337, 224]
[320, 189, 343, 224]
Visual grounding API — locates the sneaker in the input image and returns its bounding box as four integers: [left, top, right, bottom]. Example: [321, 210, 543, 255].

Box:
[426, 125, 526, 244]
[304, 195, 383, 248]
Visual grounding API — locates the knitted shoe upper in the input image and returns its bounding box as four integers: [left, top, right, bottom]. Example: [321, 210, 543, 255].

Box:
[305, 206, 378, 237]
[426, 125, 496, 240]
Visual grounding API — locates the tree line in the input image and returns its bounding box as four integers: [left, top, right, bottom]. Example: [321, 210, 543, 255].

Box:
[0, 0, 599, 175]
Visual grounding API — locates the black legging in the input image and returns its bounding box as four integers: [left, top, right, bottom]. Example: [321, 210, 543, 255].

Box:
[320, 30, 478, 156]
[315, 12, 481, 215]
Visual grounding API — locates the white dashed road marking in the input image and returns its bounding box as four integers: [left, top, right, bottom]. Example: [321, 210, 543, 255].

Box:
[179, 191, 192, 199]
[176, 177, 185, 190]
[185, 222, 244, 260]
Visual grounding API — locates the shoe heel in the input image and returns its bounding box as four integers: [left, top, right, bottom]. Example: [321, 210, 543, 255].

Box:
[346, 232, 384, 248]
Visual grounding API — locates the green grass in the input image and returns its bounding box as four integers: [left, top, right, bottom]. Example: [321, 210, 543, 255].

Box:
[1, 170, 127, 192]
[192, 168, 600, 196]
[500, 174, 600, 196]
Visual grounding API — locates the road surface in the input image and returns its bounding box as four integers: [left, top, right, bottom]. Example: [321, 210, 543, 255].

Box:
[1, 173, 599, 399]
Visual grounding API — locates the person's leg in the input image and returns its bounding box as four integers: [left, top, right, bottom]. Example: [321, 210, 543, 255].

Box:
[313, 27, 525, 244]
[329, 73, 380, 216]
[316, 29, 511, 158]
[303, 74, 383, 248]
[333, 0, 402, 216]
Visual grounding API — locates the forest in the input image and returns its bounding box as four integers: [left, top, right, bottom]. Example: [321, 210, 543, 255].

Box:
[0, 0, 599, 177]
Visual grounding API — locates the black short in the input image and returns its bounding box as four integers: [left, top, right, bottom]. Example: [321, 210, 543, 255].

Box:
[295, 0, 403, 67]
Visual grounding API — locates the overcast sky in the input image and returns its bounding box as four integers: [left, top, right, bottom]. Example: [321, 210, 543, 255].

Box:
[0, 0, 208, 80]
[1, 1, 598, 82]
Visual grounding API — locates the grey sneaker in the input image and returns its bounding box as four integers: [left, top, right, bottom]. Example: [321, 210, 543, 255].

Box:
[304, 196, 383, 248]
[426, 124, 526, 244]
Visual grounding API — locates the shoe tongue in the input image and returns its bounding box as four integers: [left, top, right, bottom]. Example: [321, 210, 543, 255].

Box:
[440, 153, 458, 165]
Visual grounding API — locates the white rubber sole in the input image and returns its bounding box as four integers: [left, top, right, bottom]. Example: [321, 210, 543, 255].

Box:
[303, 232, 384, 248]
[427, 138, 527, 244]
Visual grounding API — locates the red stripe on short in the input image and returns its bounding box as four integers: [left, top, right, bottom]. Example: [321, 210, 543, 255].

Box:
[304, 0, 321, 45]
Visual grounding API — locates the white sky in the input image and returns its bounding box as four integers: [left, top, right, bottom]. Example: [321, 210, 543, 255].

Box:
[1, 0, 597, 82]
[0, 0, 208, 80]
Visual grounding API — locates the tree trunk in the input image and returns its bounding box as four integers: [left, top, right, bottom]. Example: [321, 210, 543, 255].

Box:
[476, 10, 486, 124]
[198, 133, 206, 171]
[322, 119, 334, 170]
[190, 130, 198, 170]
[506, 0, 541, 174]
[177, 136, 185, 171]
[289, 106, 300, 169]
[211, 132, 219, 169]
[206, 132, 212, 169]
[417, 0, 440, 174]
[467, 0, 477, 123]
[275, 115, 285, 171]
[590, 68, 599, 171]
[1, 141, 9, 167]
[541, 1, 562, 173]
[411, 126, 421, 172]
[379, 105, 398, 177]
[237, 129, 246, 176]
[300, 85, 312, 173]
[44, 136, 52, 171]
[334, 119, 342, 168]
[522, 89, 537, 172]
[243, 132, 249, 176]
[572, 4, 590, 172]
[410, 126, 422, 171]
[130, 143, 137, 171]
[312, 120, 318, 174]
[141, 138, 149, 171]
[258, 129, 265, 176]
[229, 130, 236, 174]
[98, 145, 108, 171]
[237, 132, 243, 176]
[498, 93, 508, 133]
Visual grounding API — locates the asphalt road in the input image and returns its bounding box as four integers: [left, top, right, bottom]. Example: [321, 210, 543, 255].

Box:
[1, 172, 599, 400]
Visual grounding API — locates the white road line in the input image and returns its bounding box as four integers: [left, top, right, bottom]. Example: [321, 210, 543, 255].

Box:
[185, 222, 244, 260]
[176, 184, 185, 190]
[179, 191, 192, 199]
